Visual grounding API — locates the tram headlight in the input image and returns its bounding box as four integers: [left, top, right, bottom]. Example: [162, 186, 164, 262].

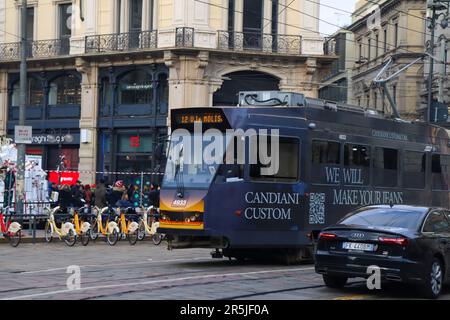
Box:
[190, 214, 200, 222]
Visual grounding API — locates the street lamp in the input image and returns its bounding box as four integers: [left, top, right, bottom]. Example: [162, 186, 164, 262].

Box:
[426, 0, 450, 123]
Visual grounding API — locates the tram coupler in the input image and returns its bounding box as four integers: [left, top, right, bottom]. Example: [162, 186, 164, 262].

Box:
[211, 249, 224, 259]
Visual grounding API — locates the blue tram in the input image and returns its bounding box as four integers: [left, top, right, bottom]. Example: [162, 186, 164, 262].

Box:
[158, 92, 450, 263]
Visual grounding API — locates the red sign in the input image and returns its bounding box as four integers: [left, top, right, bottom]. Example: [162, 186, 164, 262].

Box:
[49, 171, 80, 186]
[130, 136, 140, 148]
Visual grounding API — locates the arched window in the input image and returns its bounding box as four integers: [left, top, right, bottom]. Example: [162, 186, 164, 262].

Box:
[48, 74, 81, 105]
[118, 70, 153, 105]
[11, 77, 44, 107]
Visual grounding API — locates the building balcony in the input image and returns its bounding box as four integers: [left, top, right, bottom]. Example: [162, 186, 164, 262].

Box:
[85, 30, 158, 53]
[217, 31, 302, 55]
[0, 38, 71, 61]
[0, 28, 325, 62]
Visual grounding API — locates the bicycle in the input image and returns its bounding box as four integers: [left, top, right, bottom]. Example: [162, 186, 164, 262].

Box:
[44, 206, 77, 247]
[0, 207, 22, 247]
[90, 206, 120, 246]
[115, 207, 140, 245]
[137, 206, 164, 245]
[70, 206, 92, 246]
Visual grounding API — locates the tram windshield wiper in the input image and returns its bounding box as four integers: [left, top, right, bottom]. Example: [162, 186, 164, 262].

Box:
[174, 146, 185, 198]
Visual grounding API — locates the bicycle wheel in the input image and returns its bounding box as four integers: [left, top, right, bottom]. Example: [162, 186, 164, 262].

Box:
[107, 229, 119, 246]
[44, 221, 53, 243]
[81, 230, 90, 246]
[152, 233, 163, 245]
[90, 220, 99, 241]
[137, 222, 146, 241]
[9, 230, 21, 248]
[64, 229, 77, 247]
[128, 230, 138, 246]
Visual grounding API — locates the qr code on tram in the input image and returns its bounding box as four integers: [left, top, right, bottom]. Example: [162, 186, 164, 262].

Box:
[309, 193, 325, 225]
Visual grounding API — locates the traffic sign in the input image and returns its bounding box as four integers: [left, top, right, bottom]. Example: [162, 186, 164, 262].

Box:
[14, 126, 32, 144]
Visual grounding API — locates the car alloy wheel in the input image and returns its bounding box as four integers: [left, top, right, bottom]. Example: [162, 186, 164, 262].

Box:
[431, 261, 443, 297]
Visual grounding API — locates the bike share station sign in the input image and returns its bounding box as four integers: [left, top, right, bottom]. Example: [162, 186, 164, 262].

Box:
[14, 126, 33, 144]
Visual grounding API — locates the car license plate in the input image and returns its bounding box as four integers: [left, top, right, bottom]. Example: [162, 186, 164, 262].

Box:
[342, 242, 375, 251]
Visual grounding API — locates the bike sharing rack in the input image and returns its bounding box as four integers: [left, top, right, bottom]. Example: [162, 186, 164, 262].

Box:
[1, 204, 161, 245]
[2, 201, 67, 244]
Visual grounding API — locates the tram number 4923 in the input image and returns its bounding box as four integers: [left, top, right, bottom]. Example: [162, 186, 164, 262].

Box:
[224, 305, 269, 317]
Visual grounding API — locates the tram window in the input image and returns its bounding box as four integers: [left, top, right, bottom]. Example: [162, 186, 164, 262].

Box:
[343, 144, 370, 186]
[311, 140, 341, 184]
[373, 147, 398, 187]
[249, 137, 299, 182]
[215, 137, 244, 183]
[403, 151, 426, 189]
[311, 141, 340, 164]
[432, 154, 450, 190]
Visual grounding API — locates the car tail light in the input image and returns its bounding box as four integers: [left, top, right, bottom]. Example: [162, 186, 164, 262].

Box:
[319, 232, 337, 240]
[378, 237, 408, 246]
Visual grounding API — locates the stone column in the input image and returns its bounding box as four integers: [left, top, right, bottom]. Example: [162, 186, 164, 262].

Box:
[0, 71, 8, 136]
[76, 58, 99, 185]
[165, 50, 211, 113]
[279, 58, 319, 98]
[0, 0, 5, 44]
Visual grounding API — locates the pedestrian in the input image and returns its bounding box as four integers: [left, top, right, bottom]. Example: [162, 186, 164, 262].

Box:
[109, 180, 126, 206]
[115, 192, 133, 208]
[3, 166, 15, 208]
[94, 178, 108, 208]
[149, 183, 160, 208]
[58, 184, 72, 213]
[127, 183, 134, 201]
[71, 182, 84, 208]
[83, 184, 92, 207]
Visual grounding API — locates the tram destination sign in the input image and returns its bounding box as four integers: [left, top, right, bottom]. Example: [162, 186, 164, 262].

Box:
[172, 109, 229, 131]
[176, 112, 224, 125]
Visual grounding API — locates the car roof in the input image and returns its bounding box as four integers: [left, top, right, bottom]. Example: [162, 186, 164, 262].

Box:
[360, 205, 436, 214]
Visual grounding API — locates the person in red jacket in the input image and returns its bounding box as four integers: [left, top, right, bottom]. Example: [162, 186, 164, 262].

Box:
[83, 184, 93, 207]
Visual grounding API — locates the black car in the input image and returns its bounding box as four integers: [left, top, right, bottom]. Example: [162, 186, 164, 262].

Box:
[315, 205, 450, 299]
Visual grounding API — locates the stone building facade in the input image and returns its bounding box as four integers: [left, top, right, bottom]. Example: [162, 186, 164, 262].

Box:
[348, 0, 426, 118]
[0, 0, 334, 183]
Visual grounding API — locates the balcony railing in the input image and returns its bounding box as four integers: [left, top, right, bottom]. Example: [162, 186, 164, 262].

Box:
[31, 38, 71, 58]
[217, 31, 302, 54]
[0, 42, 20, 61]
[0, 39, 71, 61]
[85, 30, 158, 53]
[0, 28, 320, 62]
[175, 27, 194, 47]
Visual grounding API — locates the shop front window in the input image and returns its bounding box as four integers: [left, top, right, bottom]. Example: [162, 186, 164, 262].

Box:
[11, 78, 44, 107]
[48, 74, 81, 105]
[118, 134, 153, 153]
[47, 147, 79, 171]
[118, 70, 153, 105]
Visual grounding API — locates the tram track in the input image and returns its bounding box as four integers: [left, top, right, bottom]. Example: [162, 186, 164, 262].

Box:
[1, 266, 316, 300]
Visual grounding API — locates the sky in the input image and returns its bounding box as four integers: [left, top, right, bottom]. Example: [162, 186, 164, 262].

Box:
[319, 0, 358, 36]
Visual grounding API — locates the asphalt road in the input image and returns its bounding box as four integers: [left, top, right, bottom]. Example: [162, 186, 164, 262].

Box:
[1, 241, 449, 300]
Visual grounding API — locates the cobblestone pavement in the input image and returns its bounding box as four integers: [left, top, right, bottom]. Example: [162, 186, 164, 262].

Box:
[0, 242, 449, 300]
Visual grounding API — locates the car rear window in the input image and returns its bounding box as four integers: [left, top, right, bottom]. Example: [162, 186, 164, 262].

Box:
[339, 208, 425, 230]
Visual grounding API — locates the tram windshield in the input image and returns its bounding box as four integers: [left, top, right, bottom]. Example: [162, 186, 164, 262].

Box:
[163, 133, 223, 189]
